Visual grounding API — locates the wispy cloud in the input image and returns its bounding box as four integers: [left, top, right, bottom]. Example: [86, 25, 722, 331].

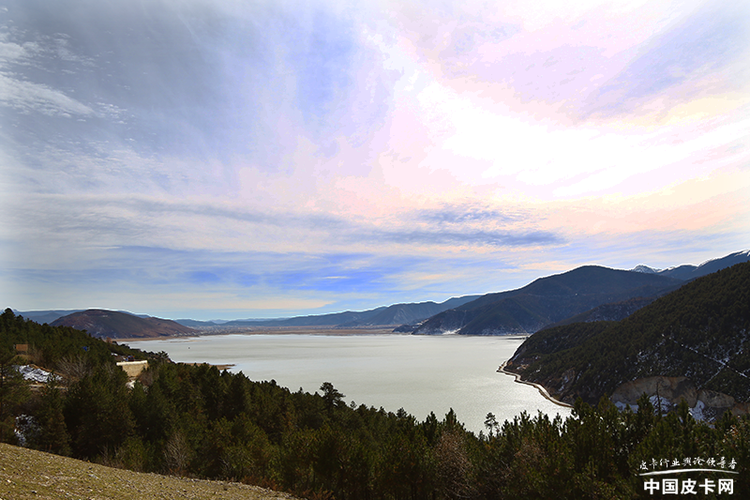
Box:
[358, 228, 563, 248]
[2, 0, 748, 319]
[585, 2, 750, 118]
[0, 73, 94, 116]
[416, 202, 528, 225]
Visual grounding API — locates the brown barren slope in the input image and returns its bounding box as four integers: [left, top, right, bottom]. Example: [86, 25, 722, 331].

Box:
[0, 443, 298, 500]
[51, 309, 196, 339]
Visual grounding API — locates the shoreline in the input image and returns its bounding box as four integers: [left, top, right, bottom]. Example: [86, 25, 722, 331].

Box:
[498, 361, 574, 409]
[120, 333, 572, 410]
[117, 326, 400, 343]
[183, 362, 236, 371]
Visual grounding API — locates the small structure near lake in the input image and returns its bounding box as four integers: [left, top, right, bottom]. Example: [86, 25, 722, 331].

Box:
[116, 360, 149, 379]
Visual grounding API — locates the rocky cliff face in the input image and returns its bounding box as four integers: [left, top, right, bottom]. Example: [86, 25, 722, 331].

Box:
[610, 376, 749, 421]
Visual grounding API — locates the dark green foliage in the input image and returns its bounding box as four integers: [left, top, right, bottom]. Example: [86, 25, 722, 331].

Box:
[417, 266, 683, 334]
[1, 308, 149, 369]
[475, 400, 750, 499]
[64, 363, 134, 459]
[510, 262, 750, 404]
[0, 342, 30, 444]
[32, 379, 70, 455]
[4, 307, 750, 499]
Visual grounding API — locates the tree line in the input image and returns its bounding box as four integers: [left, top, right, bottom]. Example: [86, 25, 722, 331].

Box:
[1, 308, 748, 499]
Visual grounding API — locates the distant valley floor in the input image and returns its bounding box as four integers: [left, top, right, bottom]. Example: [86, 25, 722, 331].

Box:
[119, 325, 401, 341]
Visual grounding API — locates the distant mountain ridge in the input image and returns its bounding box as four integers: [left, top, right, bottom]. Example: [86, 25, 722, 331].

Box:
[50, 309, 195, 339]
[13, 309, 86, 325]
[632, 250, 750, 281]
[541, 250, 750, 328]
[411, 266, 682, 335]
[19, 249, 750, 336]
[410, 249, 750, 335]
[505, 261, 750, 419]
[631, 265, 661, 274]
[210, 295, 482, 328]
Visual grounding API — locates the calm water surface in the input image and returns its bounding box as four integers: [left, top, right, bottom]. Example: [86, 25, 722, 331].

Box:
[126, 334, 571, 434]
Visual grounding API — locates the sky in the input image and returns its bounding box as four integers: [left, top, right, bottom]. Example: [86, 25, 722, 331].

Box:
[1, 0, 749, 321]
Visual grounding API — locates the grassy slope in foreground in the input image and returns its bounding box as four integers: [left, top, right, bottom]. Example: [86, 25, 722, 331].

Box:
[0, 443, 297, 500]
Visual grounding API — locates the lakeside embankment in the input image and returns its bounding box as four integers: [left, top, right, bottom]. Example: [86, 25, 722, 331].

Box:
[498, 361, 573, 409]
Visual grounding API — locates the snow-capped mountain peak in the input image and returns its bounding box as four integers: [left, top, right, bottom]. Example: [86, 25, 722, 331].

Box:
[631, 265, 661, 274]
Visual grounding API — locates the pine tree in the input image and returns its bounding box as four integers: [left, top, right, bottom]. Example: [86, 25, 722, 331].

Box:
[0, 342, 30, 444]
[34, 378, 71, 455]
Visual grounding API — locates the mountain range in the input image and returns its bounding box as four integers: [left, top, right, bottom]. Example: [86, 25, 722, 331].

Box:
[410, 266, 682, 335]
[410, 249, 749, 335]
[17, 249, 750, 339]
[505, 260, 750, 420]
[201, 295, 482, 329]
[632, 249, 750, 280]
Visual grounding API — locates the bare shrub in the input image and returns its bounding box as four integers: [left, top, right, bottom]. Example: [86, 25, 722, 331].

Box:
[164, 431, 192, 476]
[54, 355, 91, 385]
[435, 429, 475, 499]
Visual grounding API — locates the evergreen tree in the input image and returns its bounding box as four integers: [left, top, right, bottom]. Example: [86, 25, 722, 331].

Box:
[64, 363, 134, 459]
[33, 378, 71, 455]
[0, 341, 29, 444]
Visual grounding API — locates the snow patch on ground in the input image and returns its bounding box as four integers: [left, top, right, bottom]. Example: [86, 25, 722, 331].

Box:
[615, 397, 708, 422]
[16, 365, 60, 383]
[689, 400, 707, 422]
[615, 401, 638, 412]
[649, 395, 673, 415]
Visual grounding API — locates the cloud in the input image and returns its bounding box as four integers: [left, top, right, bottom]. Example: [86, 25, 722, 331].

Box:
[1, 0, 248, 157]
[0, 73, 94, 116]
[585, 2, 750, 117]
[1, 0, 394, 186]
[7, 192, 562, 261]
[416, 202, 527, 225]
[2, 0, 749, 319]
[360, 228, 563, 248]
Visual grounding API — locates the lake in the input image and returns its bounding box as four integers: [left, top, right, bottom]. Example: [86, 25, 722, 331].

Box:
[125, 333, 572, 435]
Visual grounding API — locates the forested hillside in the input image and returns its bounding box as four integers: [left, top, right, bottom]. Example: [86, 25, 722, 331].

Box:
[3, 308, 750, 498]
[1, 309, 149, 368]
[413, 266, 682, 335]
[508, 262, 750, 408]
